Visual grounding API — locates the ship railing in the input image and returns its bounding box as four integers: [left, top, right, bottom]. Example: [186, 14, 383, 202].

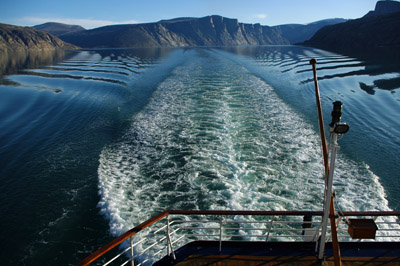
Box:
[75, 210, 400, 266]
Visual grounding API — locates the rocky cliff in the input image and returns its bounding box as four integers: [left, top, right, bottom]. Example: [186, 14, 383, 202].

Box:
[0, 23, 79, 51]
[59, 16, 290, 48]
[33, 16, 346, 48]
[364, 0, 400, 17]
[302, 1, 400, 53]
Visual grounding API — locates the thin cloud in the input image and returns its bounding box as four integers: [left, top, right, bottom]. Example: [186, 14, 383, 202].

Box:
[17, 17, 140, 29]
[242, 14, 269, 24]
[254, 14, 268, 19]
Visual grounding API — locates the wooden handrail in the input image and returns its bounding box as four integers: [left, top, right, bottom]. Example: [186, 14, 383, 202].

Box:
[168, 210, 324, 216]
[75, 210, 169, 266]
[169, 210, 400, 218]
[75, 209, 400, 266]
[336, 211, 400, 217]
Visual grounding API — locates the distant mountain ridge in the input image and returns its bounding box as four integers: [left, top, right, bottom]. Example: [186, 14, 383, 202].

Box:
[275, 18, 347, 44]
[302, 0, 400, 53]
[6, 0, 397, 52]
[54, 15, 345, 48]
[58, 16, 289, 48]
[0, 23, 79, 51]
[33, 22, 86, 36]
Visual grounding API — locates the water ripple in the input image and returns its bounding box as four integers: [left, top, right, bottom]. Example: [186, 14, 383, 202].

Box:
[97, 49, 392, 254]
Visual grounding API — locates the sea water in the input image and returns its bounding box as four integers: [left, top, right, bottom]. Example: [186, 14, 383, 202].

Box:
[0, 46, 399, 265]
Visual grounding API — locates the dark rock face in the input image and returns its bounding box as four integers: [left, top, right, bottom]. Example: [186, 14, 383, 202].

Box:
[59, 16, 290, 48]
[0, 23, 79, 51]
[301, 1, 400, 53]
[58, 16, 346, 48]
[364, 0, 400, 17]
[33, 22, 86, 36]
[27, 16, 346, 49]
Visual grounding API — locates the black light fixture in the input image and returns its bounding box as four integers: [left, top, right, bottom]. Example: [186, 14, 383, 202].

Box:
[330, 101, 350, 134]
[333, 122, 350, 134]
[330, 101, 343, 127]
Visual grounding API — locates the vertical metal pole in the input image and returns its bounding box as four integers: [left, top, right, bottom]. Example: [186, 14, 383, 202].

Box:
[166, 216, 170, 256]
[329, 193, 342, 266]
[266, 215, 274, 242]
[318, 132, 338, 260]
[219, 216, 223, 253]
[310, 61, 342, 265]
[166, 215, 176, 260]
[129, 237, 134, 266]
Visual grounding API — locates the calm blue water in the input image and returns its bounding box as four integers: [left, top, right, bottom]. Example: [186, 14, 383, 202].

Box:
[0, 46, 399, 265]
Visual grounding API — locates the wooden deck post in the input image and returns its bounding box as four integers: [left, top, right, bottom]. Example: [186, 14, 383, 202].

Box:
[310, 59, 341, 266]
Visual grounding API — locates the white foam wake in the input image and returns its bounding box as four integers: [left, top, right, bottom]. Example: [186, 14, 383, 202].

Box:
[97, 49, 395, 262]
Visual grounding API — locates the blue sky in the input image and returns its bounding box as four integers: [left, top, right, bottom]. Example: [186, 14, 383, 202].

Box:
[0, 0, 388, 29]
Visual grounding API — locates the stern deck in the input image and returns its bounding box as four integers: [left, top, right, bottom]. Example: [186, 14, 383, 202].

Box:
[156, 241, 400, 265]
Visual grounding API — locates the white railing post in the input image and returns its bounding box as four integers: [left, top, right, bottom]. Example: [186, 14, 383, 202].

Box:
[318, 132, 339, 260]
[129, 237, 134, 266]
[166, 215, 176, 260]
[219, 216, 223, 253]
[266, 215, 275, 242]
[166, 215, 170, 256]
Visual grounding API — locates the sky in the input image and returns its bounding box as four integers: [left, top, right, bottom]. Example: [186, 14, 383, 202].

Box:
[0, 0, 389, 29]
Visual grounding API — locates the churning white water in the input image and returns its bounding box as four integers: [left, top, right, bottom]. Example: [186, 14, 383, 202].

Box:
[97, 49, 391, 243]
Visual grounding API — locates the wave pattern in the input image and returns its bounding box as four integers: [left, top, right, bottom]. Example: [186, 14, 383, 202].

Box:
[5, 50, 157, 93]
[97, 49, 391, 242]
[225, 47, 400, 206]
[0, 49, 166, 265]
[1, 47, 397, 265]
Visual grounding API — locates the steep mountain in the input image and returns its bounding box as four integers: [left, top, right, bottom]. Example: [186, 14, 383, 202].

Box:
[58, 15, 346, 48]
[275, 18, 348, 44]
[364, 0, 400, 17]
[59, 15, 290, 48]
[33, 22, 86, 36]
[0, 23, 79, 51]
[302, 1, 400, 52]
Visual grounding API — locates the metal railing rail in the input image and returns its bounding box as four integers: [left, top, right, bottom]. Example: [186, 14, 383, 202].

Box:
[76, 211, 170, 266]
[76, 210, 400, 266]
